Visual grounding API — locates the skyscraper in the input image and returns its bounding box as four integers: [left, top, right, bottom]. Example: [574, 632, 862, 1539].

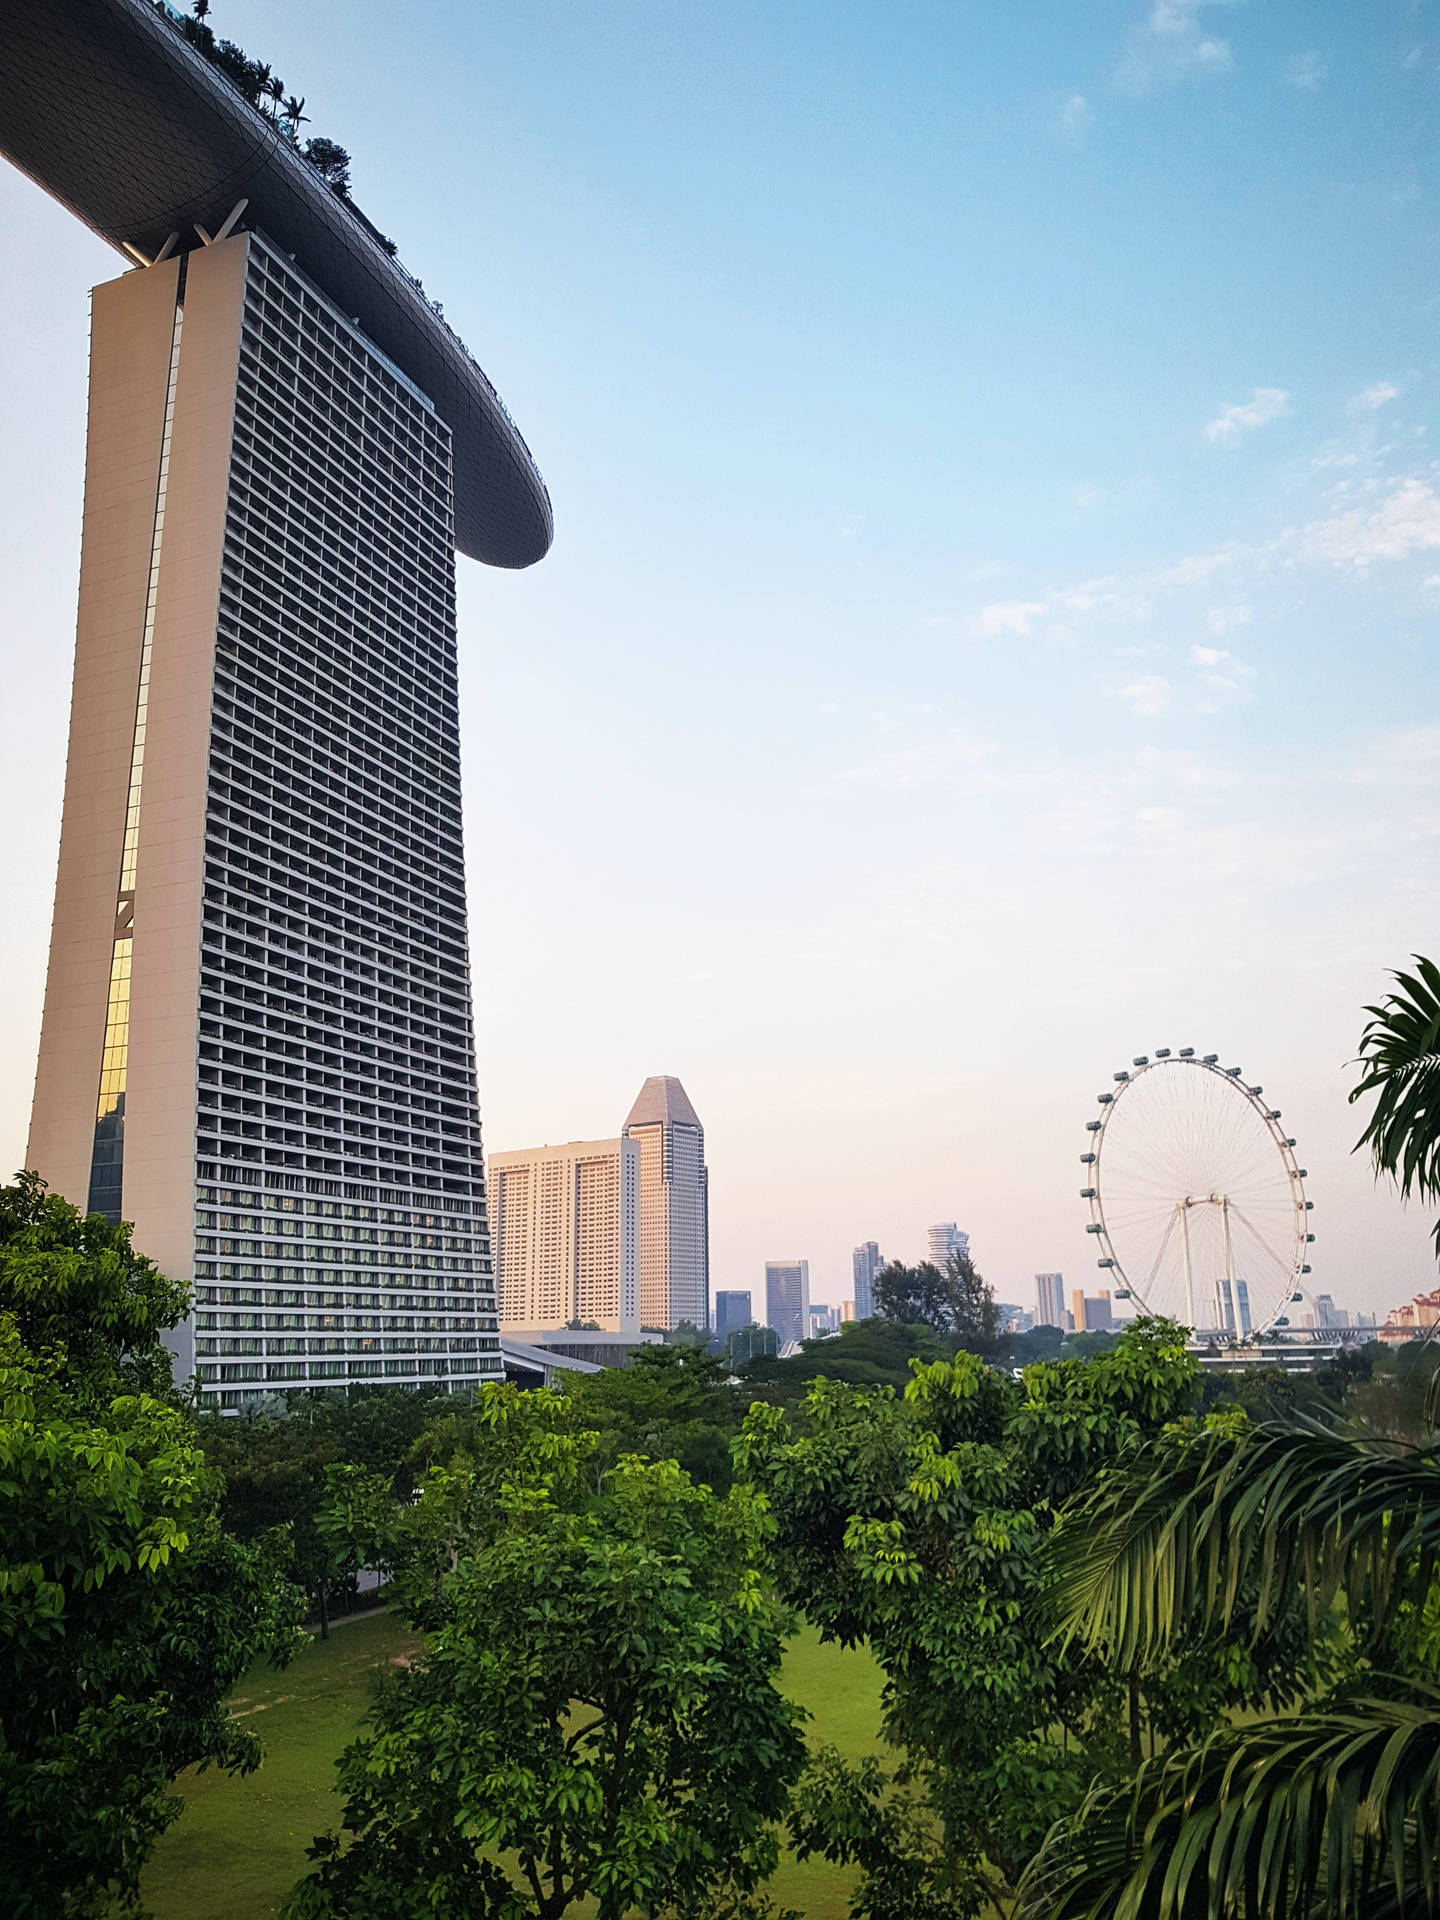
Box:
[5, 0, 551, 1404]
[622, 1076, 709, 1330]
[489, 1139, 639, 1334]
[927, 1222, 970, 1267]
[1035, 1272, 1066, 1329]
[852, 1240, 882, 1319]
[714, 1290, 752, 1339]
[766, 1260, 810, 1347]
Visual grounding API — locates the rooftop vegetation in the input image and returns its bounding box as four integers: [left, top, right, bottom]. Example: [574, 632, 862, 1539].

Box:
[151, 0, 398, 253]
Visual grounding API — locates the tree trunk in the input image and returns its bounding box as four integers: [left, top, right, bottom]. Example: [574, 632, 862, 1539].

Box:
[318, 1571, 330, 1642]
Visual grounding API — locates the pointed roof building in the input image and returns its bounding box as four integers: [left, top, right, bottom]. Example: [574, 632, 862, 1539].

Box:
[622, 1076, 709, 1332]
[624, 1075, 701, 1131]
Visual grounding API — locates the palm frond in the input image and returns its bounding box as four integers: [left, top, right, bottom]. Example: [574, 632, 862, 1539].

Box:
[1350, 957, 1440, 1242]
[1049, 1423, 1440, 1666]
[1014, 1694, 1440, 1920]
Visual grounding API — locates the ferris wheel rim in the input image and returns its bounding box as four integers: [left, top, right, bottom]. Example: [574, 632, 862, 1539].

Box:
[1080, 1053, 1311, 1340]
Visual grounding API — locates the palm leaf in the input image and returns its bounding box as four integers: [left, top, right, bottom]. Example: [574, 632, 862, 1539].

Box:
[1351, 956, 1440, 1252]
[1049, 1423, 1440, 1667]
[1014, 1694, 1440, 1920]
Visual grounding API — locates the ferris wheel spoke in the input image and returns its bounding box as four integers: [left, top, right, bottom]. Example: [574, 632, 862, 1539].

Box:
[1086, 1055, 1308, 1339]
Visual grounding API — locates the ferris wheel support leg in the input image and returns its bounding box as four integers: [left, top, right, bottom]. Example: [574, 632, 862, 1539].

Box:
[1180, 1202, 1195, 1335]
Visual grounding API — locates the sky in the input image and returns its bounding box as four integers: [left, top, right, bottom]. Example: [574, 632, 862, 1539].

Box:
[2, 0, 1439, 1322]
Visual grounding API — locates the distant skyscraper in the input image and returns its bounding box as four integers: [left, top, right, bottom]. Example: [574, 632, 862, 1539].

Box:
[927, 1222, 970, 1268]
[489, 1139, 639, 1333]
[766, 1259, 810, 1347]
[623, 1076, 709, 1330]
[852, 1241, 882, 1318]
[1072, 1288, 1114, 1332]
[714, 1290, 752, 1338]
[1219, 1278, 1253, 1337]
[1035, 1273, 1066, 1329]
[808, 1303, 840, 1335]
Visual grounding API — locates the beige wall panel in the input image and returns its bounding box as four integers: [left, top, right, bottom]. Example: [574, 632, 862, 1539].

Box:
[28, 259, 181, 1208]
[126, 235, 249, 1345]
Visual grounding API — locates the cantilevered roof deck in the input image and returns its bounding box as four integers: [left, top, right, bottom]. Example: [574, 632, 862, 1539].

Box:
[0, 0, 552, 569]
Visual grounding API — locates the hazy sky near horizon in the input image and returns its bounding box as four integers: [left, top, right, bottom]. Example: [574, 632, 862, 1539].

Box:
[3, 0, 1439, 1320]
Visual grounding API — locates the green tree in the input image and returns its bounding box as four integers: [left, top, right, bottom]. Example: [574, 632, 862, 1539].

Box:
[738, 1322, 1223, 1914]
[0, 1174, 302, 1919]
[197, 1385, 458, 1634]
[1014, 956, 1440, 1919]
[562, 1341, 744, 1491]
[739, 1316, 946, 1404]
[872, 1250, 999, 1348]
[290, 1386, 807, 1919]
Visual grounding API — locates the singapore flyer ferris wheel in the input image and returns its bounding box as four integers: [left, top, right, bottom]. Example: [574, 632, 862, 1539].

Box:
[1079, 1050, 1314, 1339]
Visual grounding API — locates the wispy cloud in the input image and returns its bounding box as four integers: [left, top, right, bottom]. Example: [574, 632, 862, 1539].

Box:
[1118, 673, 1174, 717]
[972, 600, 1047, 638]
[1285, 50, 1329, 90]
[1350, 381, 1401, 413]
[1306, 478, 1440, 569]
[1115, 0, 1237, 96]
[1203, 386, 1290, 444]
[1059, 92, 1092, 142]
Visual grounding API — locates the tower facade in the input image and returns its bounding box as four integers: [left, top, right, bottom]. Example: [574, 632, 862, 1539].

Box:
[622, 1075, 709, 1330]
[765, 1259, 810, 1348]
[1034, 1272, 1066, 1329]
[851, 1240, 882, 1319]
[489, 1137, 639, 1333]
[27, 234, 505, 1403]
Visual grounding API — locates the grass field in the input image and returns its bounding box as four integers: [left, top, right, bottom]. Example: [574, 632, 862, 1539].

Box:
[140, 1610, 886, 1919]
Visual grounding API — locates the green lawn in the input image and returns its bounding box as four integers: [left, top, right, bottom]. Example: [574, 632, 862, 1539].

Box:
[140, 1610, 886, 1919]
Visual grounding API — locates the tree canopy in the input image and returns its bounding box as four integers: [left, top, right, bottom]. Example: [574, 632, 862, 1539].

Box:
[290, 1385, 807, 1919]
[0, 1174, 302, 1919]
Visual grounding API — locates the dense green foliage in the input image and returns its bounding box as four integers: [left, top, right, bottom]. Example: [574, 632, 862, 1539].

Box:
[196, 1386, 456, 1633]
[562, 1342, 744, 1490]
[739, 1316, 948, 1400]
[0, 1174, 302, 1919]
[289, 1386, 808, 1919]
[736, 1321, 1271, 1913]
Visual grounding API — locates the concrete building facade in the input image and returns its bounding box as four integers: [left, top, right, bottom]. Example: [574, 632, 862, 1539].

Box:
[852, 1240, 882, 1319]
[489, 1138, 639, 1334]
[714, 1289, 753, 1339]
[766, 1259, 810, 1348]
[26, 234, 523, 1405]
[1035, 1272, 1066, 1329]
[622, 1076, 709, 1330]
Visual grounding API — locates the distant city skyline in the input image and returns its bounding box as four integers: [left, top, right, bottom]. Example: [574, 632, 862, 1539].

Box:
[3, 0, 1438, 1319]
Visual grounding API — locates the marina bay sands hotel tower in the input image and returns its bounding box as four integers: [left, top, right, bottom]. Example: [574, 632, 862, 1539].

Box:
[2, 1, 552, 1403]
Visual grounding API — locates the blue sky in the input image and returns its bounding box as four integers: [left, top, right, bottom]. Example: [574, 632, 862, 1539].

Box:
[3, 0, 1439, 1319]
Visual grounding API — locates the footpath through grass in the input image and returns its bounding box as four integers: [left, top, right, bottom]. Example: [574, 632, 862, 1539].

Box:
[140, 1610, 885, 1919]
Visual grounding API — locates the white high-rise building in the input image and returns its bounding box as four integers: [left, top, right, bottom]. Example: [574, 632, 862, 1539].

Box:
[928, 1222, 970, 1267]
[622, 1076, 709, 1330]
[489, 1139, 639, 1334]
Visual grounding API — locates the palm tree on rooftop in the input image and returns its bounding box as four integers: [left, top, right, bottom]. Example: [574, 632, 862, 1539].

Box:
[1014, 956, 1440, 1920]
[283, 95, 308, 141]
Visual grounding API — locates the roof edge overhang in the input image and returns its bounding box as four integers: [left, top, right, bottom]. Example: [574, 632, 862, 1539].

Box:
[0, 0, 552, 568]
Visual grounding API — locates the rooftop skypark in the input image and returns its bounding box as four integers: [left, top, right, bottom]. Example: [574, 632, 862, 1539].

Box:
[0, 0, 551, 568]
